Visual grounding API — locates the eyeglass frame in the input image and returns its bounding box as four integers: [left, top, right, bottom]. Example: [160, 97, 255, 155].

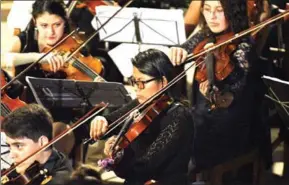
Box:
[201, 6, 225, 16]
[128, 77, 161, 90]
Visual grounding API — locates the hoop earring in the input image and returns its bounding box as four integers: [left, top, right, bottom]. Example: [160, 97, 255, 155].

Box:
[34, 27, 38, 40]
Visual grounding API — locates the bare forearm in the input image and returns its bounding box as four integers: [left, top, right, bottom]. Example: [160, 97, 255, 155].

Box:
[1, 52, 42, 68]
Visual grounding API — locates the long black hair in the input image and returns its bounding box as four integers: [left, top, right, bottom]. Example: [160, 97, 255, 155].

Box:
[23, 0, 69, 52]
[200, 0, 249, 34]
[132, 49, 184, 101]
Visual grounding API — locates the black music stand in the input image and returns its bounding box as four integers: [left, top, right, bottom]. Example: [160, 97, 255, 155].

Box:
[262, 75, 289, 177]
[25, 76, 132, 109]
[262, 75, 289, 128]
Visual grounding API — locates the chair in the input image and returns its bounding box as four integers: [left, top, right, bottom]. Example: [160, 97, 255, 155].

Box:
[201, 149, 265, 185]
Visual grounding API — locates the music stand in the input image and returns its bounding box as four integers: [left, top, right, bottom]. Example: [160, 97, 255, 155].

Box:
[25, 76, 132, 109]
[91, 6, 186, 46]
[262, 75, 289, 128]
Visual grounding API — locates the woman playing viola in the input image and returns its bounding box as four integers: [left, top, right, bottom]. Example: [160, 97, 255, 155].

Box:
[170, 0, 271, 177]
[90, 49, 194, 185]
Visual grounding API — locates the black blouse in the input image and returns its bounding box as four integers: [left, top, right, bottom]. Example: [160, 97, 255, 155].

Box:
[103, 100, 194, 185]
[182, 30, 268, 170]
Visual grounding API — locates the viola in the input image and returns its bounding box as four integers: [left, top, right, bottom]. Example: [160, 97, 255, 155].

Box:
[116, 95, 171, 150]
[41, 34, 105, 82]
[193, 32, 237, 83]
[1, 70, 26, 121]
[1, 161, 51, 185]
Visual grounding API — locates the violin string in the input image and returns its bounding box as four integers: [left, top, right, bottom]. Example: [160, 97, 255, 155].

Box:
[71, 57, 105, 81]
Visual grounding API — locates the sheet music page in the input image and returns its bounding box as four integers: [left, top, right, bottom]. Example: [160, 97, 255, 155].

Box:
[262, 75, 289, 85]
[92, 6, 186, 45]
[108, 43, 169, 77]
[1, 132, 12, 170]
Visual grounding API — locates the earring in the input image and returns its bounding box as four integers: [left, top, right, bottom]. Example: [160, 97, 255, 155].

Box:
[34, 27, 38, 40]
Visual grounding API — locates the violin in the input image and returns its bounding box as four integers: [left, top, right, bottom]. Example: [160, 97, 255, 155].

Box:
[115, 95, 171, 151]
[41, 34, 105, 82]
[1, 161, 50, 185]
[193, 32, 236, 83]
[192, 32, 237, 109]
[77, 0, 117, 15]
[1, 70, 26, 121]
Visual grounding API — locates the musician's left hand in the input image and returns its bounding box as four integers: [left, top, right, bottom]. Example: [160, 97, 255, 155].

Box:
[199, 80, 209, 98]
[104, 135, 120, 158]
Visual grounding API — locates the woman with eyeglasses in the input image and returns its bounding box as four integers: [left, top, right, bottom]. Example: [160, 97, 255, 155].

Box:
[89, 49, 193, 185]
[169, 0, 271, 180]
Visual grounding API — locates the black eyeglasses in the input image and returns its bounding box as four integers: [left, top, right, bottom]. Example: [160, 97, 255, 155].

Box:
[128, 77, 159, 90]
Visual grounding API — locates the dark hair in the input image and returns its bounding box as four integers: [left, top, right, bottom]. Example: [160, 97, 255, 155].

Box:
[32, 0, 70, 33]
[23, 0, 69, 51]
[132, 49, 183, 101]
[1, 104, 53, 142]
[200, 0, 249, 34]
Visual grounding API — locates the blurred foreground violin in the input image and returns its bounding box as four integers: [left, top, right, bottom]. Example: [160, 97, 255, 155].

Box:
[1, 161, 50, 185]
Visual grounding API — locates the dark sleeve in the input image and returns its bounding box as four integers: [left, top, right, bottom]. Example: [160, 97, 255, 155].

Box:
[17, 32, 27, 52]
[115, 105, 193, 179]
[105, 99, 139, 123]
[181, 31, 207, 53]
[94, 99, 140, 139]
[228, 39, 254, 100]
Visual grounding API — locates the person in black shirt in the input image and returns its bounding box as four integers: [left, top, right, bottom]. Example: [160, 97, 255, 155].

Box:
[89, 49, 194, 185]
[1, 104, 73, 185]
[169, 0, 270, 174]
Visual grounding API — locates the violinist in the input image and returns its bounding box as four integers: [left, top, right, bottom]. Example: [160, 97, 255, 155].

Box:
[1, 0, 70, 87]
[170, 0, 271, 181]
[1, 0, 90, 157]
[90, 49, 194, 185]
[184, 0, 271, 37]
[1, 104, 73, 185]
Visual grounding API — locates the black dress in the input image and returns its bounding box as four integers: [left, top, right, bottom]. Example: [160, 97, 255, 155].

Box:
[103, 100, 194, 185]
[182, 30, 269, 170]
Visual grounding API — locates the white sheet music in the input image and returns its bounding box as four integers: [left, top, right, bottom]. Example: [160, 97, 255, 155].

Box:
[262, 75, 289, 85]
[1, 132, 12, 170]
[92, 6, 186, 45]
[108, 43, 169, 77]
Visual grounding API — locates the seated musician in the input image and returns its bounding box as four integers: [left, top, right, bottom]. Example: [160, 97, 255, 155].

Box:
[1, 0, 69, 84]
[90, 49, 194, 185]
[1, 0, 95, 157]
[1, 104, 73, 185]
[170, 0, 271, 182]
[184, 0, 271, 37]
